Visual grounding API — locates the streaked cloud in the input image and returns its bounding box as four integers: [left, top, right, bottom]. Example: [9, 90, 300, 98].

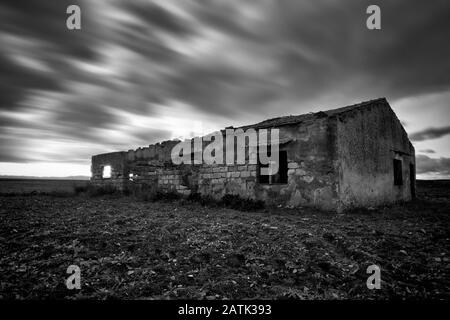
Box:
[0, 0, 449, 177]
[419, 149, 436, 154]
[410, 126, 450, 142]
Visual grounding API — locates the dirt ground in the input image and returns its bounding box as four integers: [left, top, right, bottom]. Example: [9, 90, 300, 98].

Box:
[0, 180, 449, 299]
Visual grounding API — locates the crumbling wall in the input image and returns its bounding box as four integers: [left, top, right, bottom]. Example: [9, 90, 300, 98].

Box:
[91, 152, 128, 190]
[198, 164, 258, 199]
[91, 101, 415, 212]
[335, 101, 415, 211]
[126, 140, 179, 163]
[253, 119, 339, 211]
[90, 116, 341, 210]
[123, 140, 194, 195]
[128, 164, 197, 196]
[182, 117, 340, 210]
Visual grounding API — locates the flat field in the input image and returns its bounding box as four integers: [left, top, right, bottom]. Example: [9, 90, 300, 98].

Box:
[0, 179, 88, 195]
[0, 180, 449, 299]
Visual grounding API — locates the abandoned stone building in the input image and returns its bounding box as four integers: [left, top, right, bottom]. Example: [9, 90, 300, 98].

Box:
[91, 98, 416, 212]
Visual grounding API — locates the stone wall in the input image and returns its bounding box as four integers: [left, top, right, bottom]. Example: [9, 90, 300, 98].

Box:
[198, 164, 258, 199]
[243, 119, 340, 211]
[128, 167, 193, 196]
[90, 99, 415, 212]
[335, 100, 415, 211]
[126, 140, 179, 164]
[90, 116, 341, 210]
[91, 152, 128, 190]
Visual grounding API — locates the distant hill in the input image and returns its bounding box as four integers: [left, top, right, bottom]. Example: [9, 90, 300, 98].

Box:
[0, 175, 90, 180]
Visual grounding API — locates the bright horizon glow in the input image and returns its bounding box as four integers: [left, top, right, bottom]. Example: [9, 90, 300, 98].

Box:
[0, 161, 447, 180]
[0, 162, 91, 177]
[102, 165, 111, 178]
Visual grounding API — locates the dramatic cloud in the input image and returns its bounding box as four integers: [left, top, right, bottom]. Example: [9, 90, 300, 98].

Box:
[410, 126, 450, 142]
[0, 0, 449, 176]
[416, 155, 450, 178]
[419, 149, 436, 154]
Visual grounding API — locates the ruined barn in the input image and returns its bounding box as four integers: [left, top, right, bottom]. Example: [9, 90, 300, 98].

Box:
[91, 98, 416, 212]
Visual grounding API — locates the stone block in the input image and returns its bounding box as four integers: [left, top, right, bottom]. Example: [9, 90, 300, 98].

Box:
[241, 171, 250, 178]
[288, 162, 299, 169]
[232, 172, 240, 178]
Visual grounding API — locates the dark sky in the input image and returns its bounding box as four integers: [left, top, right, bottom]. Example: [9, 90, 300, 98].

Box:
[0, 0, 449, 178]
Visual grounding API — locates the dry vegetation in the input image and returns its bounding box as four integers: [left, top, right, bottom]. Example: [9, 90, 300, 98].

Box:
[0, 180, 449, 299]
